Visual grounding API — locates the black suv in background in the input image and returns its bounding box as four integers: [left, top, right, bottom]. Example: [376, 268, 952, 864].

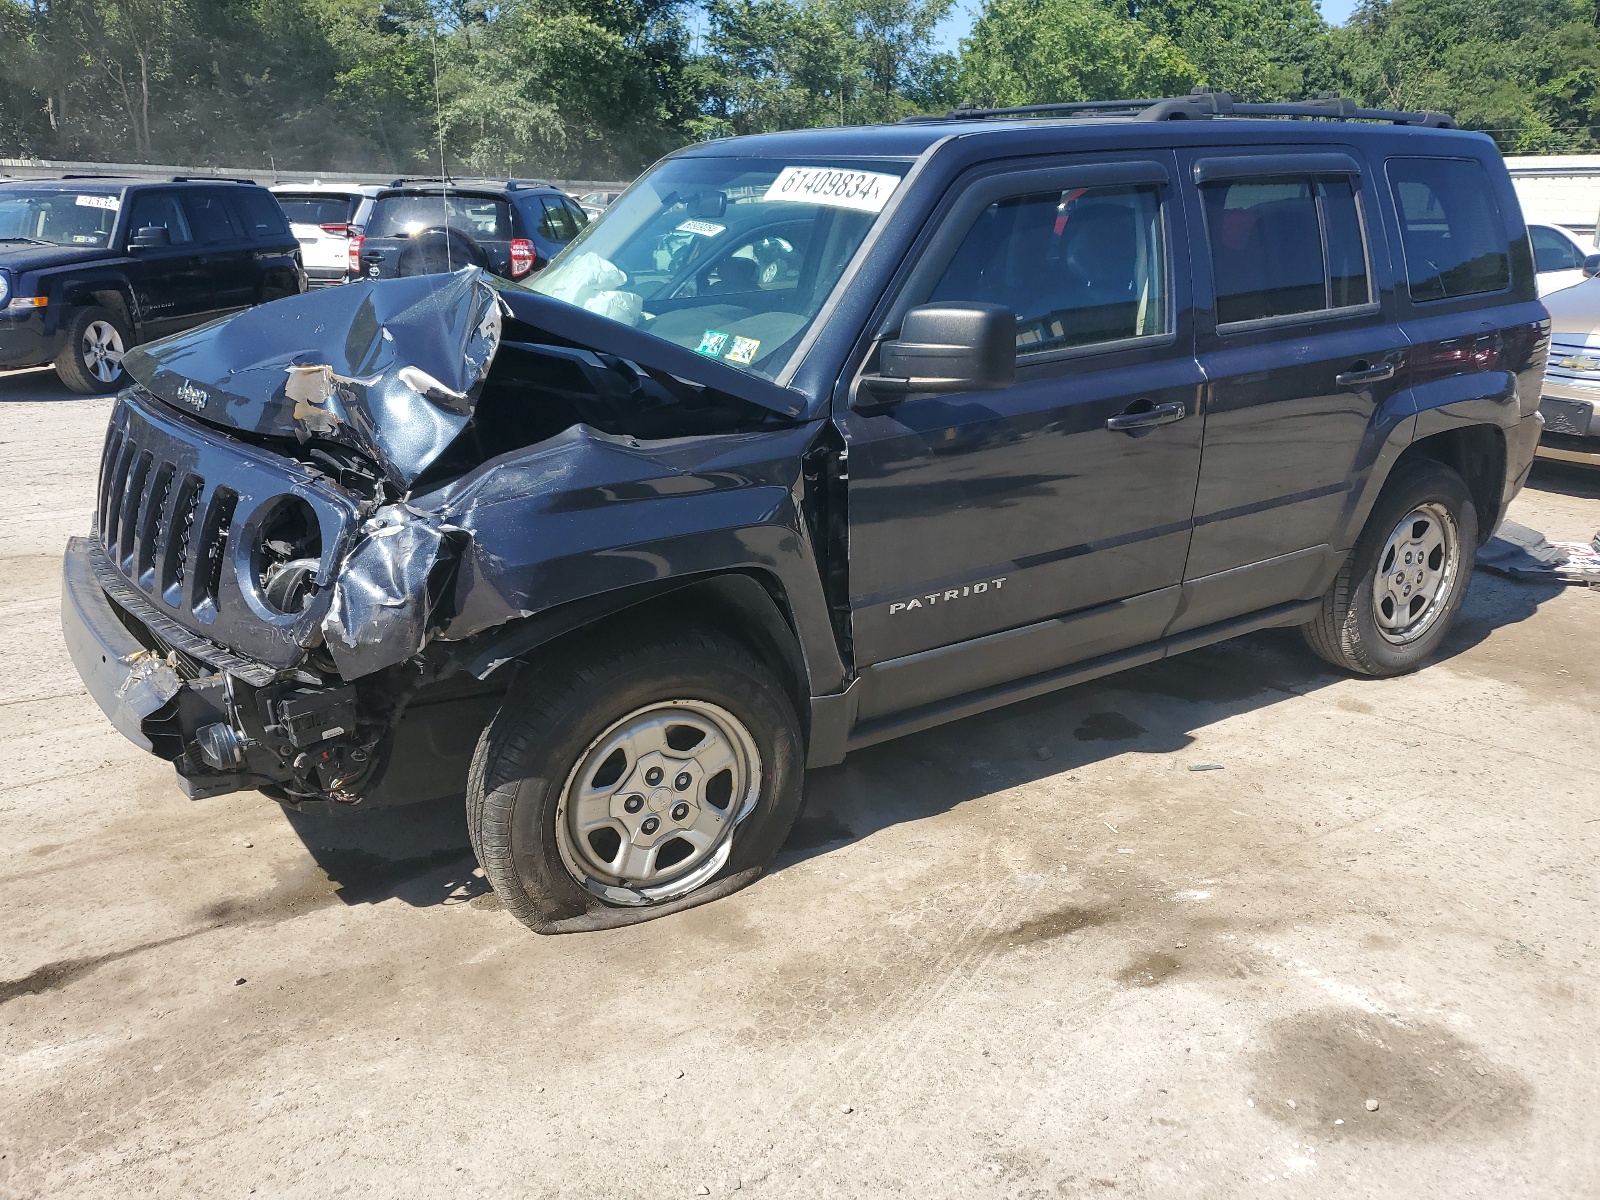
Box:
[0, 177, 303, 393]
[353, 178, 586, 283]
[63, 94, 1546, 934]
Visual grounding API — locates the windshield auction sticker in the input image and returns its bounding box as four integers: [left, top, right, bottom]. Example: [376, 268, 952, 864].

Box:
[676, 219, 725, 237]
[75, 194, 120, 211]
[763, 167, 900, 213]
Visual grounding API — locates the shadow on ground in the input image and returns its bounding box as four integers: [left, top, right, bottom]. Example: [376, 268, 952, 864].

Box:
[0, 367, 84, 402]
[266, 562, 1568, 910]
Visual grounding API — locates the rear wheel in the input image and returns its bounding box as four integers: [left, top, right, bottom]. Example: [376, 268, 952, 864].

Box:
[55, 306, 130, 394]
[1301, 460, 1478, 676]
[467, 627, 804, 933]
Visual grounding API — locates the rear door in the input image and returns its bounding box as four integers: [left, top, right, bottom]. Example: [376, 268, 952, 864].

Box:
[178, 188, 252, 321]
[1174, 147, 1409, 633]
[839, 153, 1206, 721]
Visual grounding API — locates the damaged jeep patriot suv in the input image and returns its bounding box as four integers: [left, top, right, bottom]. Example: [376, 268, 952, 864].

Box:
[62, 92, 1547, 933]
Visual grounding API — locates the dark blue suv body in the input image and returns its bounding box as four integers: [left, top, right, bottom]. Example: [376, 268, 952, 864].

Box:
[61, 95, 1546, 933]
[0, 177, 303, 393]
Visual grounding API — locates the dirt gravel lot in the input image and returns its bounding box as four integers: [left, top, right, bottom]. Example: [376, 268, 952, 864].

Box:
[2, 365, 1598, 1199]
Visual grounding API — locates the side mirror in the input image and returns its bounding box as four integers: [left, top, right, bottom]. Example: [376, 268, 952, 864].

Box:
[855, 302, 1016, 412]
[1583, 252, 1600, 278]
[129, 226, 171, 249]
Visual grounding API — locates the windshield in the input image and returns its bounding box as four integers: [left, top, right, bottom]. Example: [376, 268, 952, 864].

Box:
[0, 189, 120, 247]
[528, 156, 908, 380]
[368, 193, 512, 240]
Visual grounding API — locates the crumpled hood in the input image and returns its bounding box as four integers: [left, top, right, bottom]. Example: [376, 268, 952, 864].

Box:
[123, 269, 503, 490]
[122, 267, 810, 491]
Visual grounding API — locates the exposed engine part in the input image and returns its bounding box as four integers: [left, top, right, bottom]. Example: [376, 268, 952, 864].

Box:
[265, 685, 358, 749]
[195, 720, 251, 771]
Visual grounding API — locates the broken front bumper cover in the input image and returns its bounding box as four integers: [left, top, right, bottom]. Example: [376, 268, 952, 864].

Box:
[61, 534, 185, 753]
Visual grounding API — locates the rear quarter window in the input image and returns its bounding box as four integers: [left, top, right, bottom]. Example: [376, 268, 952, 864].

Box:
[231, 187, 293, 240]
[1387, 158, 1510, 303]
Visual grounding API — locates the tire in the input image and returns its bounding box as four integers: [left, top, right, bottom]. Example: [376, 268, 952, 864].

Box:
[1301, 459, 1479, 677]
[467, 627, 804, 934]
[55, 305, 131, 395]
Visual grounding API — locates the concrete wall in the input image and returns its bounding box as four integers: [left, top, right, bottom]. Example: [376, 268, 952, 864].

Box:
[0, 156, 629, 194]
[1505, 155, 1600, 244]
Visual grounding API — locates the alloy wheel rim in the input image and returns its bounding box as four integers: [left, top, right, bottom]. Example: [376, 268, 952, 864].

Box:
[1372, 501, 1459, 645]
[554, 699, 761, 906]
[82, 320, 125, 384]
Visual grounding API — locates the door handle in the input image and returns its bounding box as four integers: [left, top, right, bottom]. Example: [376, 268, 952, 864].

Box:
[1335, 361, 1396, 388]
[1106, 401, 1186, 432]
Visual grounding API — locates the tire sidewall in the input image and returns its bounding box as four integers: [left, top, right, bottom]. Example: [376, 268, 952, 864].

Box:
[496, 644, 803, 923]
[1344, 464, 1478, 673]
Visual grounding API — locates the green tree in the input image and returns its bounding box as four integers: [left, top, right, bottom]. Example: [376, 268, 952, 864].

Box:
[955, 0, 1198, 108]
[1131, 0, 1329, 101]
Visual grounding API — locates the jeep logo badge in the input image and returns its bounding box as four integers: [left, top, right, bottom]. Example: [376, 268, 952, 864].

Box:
[174, 380, 207, 410]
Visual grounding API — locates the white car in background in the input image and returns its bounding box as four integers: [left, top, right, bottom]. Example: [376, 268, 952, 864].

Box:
[1528, 222, 1599, 296]
[575, 190, 622, 220]
[270, 184, 383, 287]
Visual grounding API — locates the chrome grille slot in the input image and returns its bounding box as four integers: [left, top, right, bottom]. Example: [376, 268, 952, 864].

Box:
[102, 434, 136, 550]
[97, 426, 125, 537]
[192, 487, 237, 618]
[136, 462, 176, 590]
[162, 473, 203, 605]
[117, 449, 153, 570]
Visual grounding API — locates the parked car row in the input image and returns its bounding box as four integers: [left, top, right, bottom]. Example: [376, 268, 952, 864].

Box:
[0, 173, 595, 393]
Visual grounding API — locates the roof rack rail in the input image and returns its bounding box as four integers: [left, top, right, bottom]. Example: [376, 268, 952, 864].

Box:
[170, 175, 255, 184]
[58, 173, 120, 180]
[905, 89, 1455, 129]
[388, 175, 455, 187]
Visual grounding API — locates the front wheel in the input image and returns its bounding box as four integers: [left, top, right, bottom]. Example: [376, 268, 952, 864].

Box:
[55, 306, 131, 394]
[1301, 459, 1478, 676]
[467, 628, 804, 934]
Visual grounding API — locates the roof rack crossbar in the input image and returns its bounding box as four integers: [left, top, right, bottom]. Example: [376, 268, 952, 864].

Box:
[909, 90, 1455, 129]
[170, 176, 254, 184]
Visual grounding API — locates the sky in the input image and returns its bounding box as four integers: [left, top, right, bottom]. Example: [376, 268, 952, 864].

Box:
[930, 0, 1360, 53]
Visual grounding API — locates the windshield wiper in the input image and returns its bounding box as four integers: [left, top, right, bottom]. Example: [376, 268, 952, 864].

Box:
[0, 236, 55, 247]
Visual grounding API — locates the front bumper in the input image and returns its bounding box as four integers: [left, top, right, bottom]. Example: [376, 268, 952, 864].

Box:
[0, 306, 60, 369]
[1536, 383, 1600, 465]
[61, 534, 185, 752]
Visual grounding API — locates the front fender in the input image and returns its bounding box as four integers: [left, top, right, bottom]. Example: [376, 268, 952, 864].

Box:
[339, 419, 846, 694]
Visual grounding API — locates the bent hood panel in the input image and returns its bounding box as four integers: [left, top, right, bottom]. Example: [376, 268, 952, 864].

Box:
[123, 269, 502, 489]
[123, 269, 810, 491]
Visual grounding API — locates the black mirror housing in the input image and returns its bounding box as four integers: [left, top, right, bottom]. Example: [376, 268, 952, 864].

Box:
[857, 303, 1016, 410]
[129, 226, 171, 249]
[1583, 252, 1600, 278]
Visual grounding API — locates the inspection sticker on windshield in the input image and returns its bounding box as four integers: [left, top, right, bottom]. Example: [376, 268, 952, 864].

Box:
[724, 336, 761, 365]
[75, 194, 120, 211]
[764, 166, 899, 213]
[697, 330, 730, 357]
[676, 219, 725, 237]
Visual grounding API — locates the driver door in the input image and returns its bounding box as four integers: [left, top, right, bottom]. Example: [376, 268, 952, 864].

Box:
[837, 154, 1206, 722]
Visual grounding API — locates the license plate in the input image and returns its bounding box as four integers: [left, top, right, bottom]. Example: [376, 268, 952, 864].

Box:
[1540, 397, 1594, 437]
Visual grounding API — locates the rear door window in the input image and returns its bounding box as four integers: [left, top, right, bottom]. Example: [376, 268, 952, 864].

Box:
[126, 192, 193, 244]
[927, 182, 1171, 354]
[1387, 158, 1510, 302]
[1201, 176, 1371, 325]
[231, 188, 293, 240]
[182, 191, 242, 243]
[538, 197, 580, 244]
